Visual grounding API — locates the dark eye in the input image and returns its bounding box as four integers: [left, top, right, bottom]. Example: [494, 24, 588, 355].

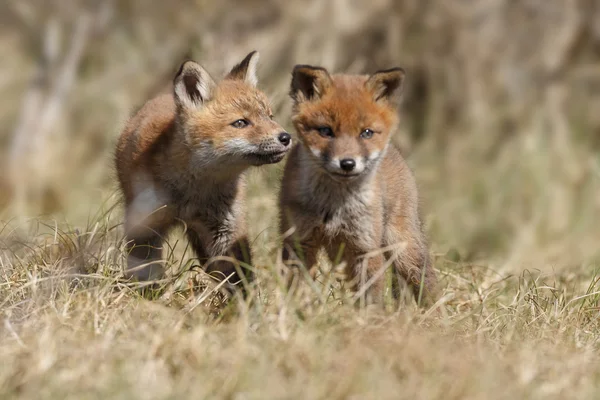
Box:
[231, 119, 250, 128]
[360, 128, 374, 139]
[317, 126, 334, 138]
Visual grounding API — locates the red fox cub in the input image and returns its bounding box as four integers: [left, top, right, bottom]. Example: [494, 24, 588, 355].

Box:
[116, 51, 291, 290]
[279, 65, 437, 305]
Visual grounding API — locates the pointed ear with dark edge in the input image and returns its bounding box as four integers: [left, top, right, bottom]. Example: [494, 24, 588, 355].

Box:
[365, 67, 406, 104]
[226, 51, 260, 86]
[173, 60, 216, 110]
[290, 65, 333, 103]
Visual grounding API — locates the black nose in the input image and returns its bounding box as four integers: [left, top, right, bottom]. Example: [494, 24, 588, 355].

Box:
[340, 158, 356, 171]
[278, 132, 291, 146]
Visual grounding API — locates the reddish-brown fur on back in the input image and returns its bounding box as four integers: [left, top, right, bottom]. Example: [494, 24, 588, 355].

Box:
[116, 94, 176, 205]
[280, 65, 437, 305]
[115, 51, 292, 289]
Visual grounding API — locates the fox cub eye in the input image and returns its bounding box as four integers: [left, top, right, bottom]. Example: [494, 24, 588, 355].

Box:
[231, 119, 250, 128]
[360, 128, 374, 139]
[317, 126, 335, 138]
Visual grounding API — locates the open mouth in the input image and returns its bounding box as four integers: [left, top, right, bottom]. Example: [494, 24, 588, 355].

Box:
[249, 150, 288, 165]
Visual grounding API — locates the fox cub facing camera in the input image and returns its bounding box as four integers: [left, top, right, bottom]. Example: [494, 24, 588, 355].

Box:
[279, 65, 437, 305]
[115, 51, 291, 290]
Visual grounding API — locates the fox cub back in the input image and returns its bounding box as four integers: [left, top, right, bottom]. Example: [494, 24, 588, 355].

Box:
[116, 51, 291, 290]
[279, 65, 437, 305]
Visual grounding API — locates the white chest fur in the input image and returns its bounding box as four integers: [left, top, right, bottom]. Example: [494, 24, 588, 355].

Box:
[312, 182, 378, 249]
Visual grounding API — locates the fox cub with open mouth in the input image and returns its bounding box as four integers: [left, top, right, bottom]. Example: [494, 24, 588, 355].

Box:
[279, 64, 437, 305]
[116, 51, 291, 291]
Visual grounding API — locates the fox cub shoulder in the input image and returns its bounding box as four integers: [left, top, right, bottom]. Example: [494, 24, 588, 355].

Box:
[115, 51, 291, 289]
[279, 65, 436, 305]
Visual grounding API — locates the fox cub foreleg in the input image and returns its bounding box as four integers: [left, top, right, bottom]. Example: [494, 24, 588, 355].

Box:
[281, 236, 320, 285]
[206, 236, 253, 292]
[390, 244, 437, 305]
[322, 231, 387, 304]
[186, 223, 254, 293]
[280, 206, 321, 286]
[341, 252, 387, 305]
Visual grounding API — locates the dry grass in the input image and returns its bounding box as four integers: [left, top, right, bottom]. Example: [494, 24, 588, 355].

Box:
[1, 164, 600, 399]
[1, 0, 600, 398]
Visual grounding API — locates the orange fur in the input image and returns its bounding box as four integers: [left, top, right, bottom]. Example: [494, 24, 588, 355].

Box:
[115, 51, 291, 290]
[280, 65, 437, 305]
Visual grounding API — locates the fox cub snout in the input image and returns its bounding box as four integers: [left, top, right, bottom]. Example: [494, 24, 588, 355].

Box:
[115, 51, 291, 289]
[279, 64, 437, 305]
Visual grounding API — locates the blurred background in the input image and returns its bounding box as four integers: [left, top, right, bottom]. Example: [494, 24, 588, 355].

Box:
[1, 0, 599, 276]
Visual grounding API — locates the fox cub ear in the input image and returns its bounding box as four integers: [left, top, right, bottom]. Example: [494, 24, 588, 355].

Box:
[290, 65, 333, 103]
[173, 60, 216, 110]
[227, 51, 260, 86]
[365, 68, 406, 105]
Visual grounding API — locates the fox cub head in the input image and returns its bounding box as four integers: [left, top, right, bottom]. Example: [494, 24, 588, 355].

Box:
[174, 51, 291, 166]
[290, 65, 405, 181]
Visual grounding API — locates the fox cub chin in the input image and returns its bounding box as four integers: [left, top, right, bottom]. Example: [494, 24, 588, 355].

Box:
[279, 64, 437, 305]
[115, 51, 292, 290]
